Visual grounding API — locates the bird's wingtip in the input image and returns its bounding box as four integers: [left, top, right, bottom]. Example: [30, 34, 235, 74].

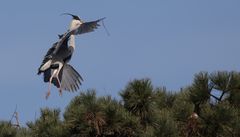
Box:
[98, 17, 106, 21]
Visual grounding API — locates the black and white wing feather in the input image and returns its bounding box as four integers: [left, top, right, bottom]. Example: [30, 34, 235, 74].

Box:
[37, 42, 57, 75]
[38, 34, 70, 74]
[76, 18, 105, 35]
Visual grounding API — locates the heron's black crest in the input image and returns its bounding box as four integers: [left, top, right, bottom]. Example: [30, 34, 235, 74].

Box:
[61, 13, 80, 21]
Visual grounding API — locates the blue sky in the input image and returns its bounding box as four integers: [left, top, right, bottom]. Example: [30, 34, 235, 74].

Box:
[0, 0, 240, 125]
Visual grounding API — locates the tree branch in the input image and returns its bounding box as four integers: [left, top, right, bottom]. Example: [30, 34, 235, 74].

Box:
[209, 93, 221, 101]
[219, 91, 225, 101]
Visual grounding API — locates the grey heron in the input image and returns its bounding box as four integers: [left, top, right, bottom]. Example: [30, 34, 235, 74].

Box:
[38, 14, 105, 99]
[38, 33, 83, 99]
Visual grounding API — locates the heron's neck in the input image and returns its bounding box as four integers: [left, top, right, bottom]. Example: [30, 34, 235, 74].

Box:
[69, 34, 75, 50]
[69, 20, 82, 30]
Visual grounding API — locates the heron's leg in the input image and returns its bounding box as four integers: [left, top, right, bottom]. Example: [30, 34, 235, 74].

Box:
[56, 64, 63, 96]
[56, 76, 62, 96]
[46, 75, 54, 99]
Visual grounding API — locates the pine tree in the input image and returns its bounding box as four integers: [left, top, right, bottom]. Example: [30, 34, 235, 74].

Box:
[2, 71, 239, 137]
[120, 78, 156, 131]
[27, 108, 64, 137]
[0, 121, 17, 137]
[63, 90, 142, 137]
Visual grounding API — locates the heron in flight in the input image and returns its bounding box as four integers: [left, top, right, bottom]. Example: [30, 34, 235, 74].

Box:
[38, 14, 105, 99]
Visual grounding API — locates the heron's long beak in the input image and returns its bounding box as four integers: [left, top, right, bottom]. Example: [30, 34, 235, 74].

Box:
[61, 13, 81, 21]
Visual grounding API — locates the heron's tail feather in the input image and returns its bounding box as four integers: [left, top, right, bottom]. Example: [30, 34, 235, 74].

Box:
[60, 64, 83, 92]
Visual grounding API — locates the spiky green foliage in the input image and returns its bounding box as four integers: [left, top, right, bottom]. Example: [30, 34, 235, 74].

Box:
[187, 71, 240, 137]
[15, 128, 31, 137]
[153, 110, 178, 137]
[120, 79, 156, 129]
[64, 90, 105, 137]
[1, 71, 240, 137]
[227, 72, 240, 107]
[199, 102, 239, 137]
[172, 91, 194, 122]
[188, 72, 211, 105]
[0, 121, 17, 137]
[27, 108, 64, 137]
[0, 121, 31, 137]
[64, 90, 142, 137]
[154, 87, 176, 109]
[99, 96, 142, 137]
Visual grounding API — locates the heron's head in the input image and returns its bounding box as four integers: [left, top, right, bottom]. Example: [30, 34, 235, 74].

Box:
[61, 13, 82, 30]
[61, 13, 81, 21]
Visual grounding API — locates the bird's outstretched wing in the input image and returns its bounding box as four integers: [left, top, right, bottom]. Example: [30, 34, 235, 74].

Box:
[60, 64, 83, 92]
[76, 17, 106, 35]
[38, 34, 70, 74]
[37, 42, 57, 74]
[52, 17, 106, 54]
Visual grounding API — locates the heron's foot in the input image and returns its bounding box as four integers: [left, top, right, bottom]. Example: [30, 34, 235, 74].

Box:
[45, 91, 51, 100]
[59, 89, 63, 97]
